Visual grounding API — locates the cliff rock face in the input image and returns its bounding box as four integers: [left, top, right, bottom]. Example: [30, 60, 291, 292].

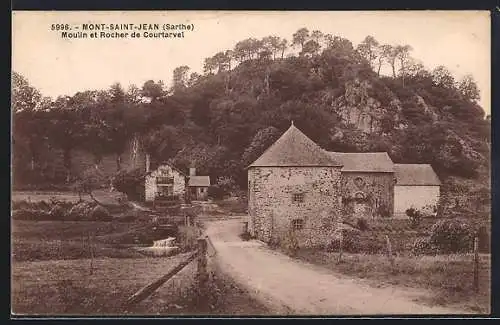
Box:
[331, 79, 402, 134]
[414, 94, 438, 122]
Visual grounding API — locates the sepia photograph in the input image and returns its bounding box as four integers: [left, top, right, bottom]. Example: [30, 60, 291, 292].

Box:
[11, 10, 491, 316]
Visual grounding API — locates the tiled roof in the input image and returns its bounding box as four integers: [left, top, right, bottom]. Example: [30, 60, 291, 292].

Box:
[248, 124, 342, 167]
[188, 176, 210, 187]
[394, 164, 441, 186]
[326, 152, 394, 173]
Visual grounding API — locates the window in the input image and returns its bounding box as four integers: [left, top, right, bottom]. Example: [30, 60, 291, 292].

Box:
[157, 185, 173, 197]
[292, 219, 304, 230]
[292, 193, 305, 203]
[157, 176, 174, 185]
[354, 176, 365, 189]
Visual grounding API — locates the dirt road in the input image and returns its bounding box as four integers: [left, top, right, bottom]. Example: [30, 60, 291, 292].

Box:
[205, 218, 467, 315]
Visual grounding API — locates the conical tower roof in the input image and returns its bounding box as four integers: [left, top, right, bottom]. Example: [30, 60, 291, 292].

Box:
[248, 123, 342, 168]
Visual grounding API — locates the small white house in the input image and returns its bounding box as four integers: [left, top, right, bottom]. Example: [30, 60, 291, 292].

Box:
[394, 164, 441, 217]
[144, 163, 187, 202]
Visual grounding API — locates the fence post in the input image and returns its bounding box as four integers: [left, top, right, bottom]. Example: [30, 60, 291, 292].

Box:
[474, 236, 479, 293]
[88, 232, 95, 275]
[196, 237, 209, 310]
[338, 230, 343, 263]
[385, 235, 395, 270]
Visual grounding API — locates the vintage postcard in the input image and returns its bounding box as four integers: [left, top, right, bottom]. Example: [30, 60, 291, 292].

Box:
[11, 10, 491, 316]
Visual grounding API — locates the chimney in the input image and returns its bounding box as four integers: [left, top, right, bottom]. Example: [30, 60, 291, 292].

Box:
[189, 167, 196, 176]
[146, 154, 151, 173]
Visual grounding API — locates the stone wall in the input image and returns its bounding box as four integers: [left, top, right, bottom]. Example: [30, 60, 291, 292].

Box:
[248, 166, 343, 248]
[145, 165, 186, 202]
[340, 172, 395, 220]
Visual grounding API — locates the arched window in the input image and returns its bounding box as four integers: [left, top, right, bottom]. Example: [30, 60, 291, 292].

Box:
[354, 176, 365, 189]
[354, 191, 366, 201]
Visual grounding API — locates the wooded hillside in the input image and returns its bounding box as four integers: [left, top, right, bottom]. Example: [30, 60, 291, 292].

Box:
[12, 28, 491, 210]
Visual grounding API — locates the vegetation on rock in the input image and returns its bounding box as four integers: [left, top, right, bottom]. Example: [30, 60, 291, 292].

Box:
[12, 29, 490, 213]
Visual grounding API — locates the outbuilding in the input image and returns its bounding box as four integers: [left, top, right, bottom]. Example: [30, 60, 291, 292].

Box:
[393, 164, 441, 217]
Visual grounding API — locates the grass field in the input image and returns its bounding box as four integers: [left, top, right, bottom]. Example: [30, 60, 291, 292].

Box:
[12, 190, 127, 206]
[12, 254, 197, 315]
[11, 191, 270, 316]
[296, 249, 491, 314]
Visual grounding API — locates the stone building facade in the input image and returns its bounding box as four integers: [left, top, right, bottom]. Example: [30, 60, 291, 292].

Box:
[247, 123, 440, 248]
[248, 166, 343, 247]
[145, 164, 187, 202]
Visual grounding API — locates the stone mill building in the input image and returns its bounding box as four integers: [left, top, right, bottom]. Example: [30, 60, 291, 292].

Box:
[247, 122, 440, 248]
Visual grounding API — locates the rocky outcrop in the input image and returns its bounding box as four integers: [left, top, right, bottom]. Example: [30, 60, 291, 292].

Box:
[330, 79, 402, 134]
[414, 95, 438, 122]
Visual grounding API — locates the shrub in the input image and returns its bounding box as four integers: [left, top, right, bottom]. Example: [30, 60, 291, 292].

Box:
[411, 237, 439, 256]
[429, 219, 474, 253]
[327, 227, 384, 254]
[282, 229, 299, 257]
[406, 208, 422, 229]
[239, 232, 251, 241]
[49, 204, 67, 220]
[112, 168, 146, 201]
[88, 205, 112, 221]
[12, 209, 52, 221]
[207, 185, 225, 200]
[377, 203, 390, 218]
[11, 200, 31, 210]
[356, 218, 370, 231]
[68, 202, 95, 220]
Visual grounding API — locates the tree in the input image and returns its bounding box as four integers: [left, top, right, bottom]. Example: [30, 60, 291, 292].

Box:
[172, 65, 190, 91]
[126, 84, 143, 104]
[381, 44, 398, 78]
[292, 28, 310, 52]
[432, 65, 455, 89]
[12, 71, 42, 113]
[241, 126, 281, 167]
[141, 80, 165, 101]
[394, 44, 413, 87]
[278, 38, 288, 59]
[262, 36, 281, 60]
[301, 40, 321, 57]
[11, 72, 46, 172]
[458, 74, 480, 102]
[234, 38, 263, 61]
[187, 72, 202, 87]
[357, 36, 379, 69]
[109, 82, 126, 103]
[311, 30, 324, 46]
[203, 56, 217, 74]
[324, 35, 355, 59]
[47, 96, 85, 182]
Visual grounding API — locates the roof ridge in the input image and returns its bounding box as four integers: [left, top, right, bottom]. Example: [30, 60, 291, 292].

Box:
[248, 124, 342, 168]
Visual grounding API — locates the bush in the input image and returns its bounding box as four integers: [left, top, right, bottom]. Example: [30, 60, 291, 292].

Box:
[12, 209, 52, 221]
[429, 219, 474, 253]
[239, 232, 251, 241]
[49, 204, 67, 220]
[406, 208, 422, 229]
[112, 168, 146, 201]
[282, 229, 299, 257]
[207, 185, 226, 200]
[327, 227, 384, 254]
[88, 205, 112, 221]
[411, 237, 439, 255]
[377, 203, 390, 218]
[68, 202, 96, 220]
[356, 218, 370, 231]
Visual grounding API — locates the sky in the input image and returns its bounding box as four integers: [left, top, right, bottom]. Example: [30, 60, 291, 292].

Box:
[12, 10, 491, 114]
